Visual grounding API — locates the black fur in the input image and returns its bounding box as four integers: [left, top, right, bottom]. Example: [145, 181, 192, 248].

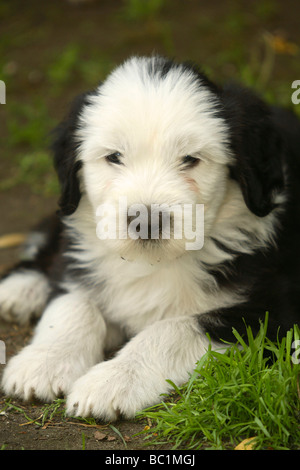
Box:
[52, 90, 97, 216]
[221, 84, 284, 217]
[198, 102, 300, 342]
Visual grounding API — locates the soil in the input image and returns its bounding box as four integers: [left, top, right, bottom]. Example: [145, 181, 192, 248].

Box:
[0, 0, 300, 451]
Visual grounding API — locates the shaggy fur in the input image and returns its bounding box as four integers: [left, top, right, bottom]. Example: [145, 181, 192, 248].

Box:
[1, 56, 300, 420]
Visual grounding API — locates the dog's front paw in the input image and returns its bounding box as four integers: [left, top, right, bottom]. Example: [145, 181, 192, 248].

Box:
[2, 344, 88, 402]
[2, 345, 57, 402]
[66, 359, 169, 421]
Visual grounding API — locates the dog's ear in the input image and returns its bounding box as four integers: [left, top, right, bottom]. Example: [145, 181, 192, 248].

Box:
[51, 91, 95, 216]
[221, 84, 284, 217]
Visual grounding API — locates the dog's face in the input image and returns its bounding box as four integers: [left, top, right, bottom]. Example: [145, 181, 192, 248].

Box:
[53, 56, 284, 263]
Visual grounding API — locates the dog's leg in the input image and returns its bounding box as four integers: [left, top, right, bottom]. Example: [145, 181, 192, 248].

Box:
[66, 315, 223, 421]
[0, 214, 62, 325]
[0, 269, 51, 324]
[1, 291, 106, 402]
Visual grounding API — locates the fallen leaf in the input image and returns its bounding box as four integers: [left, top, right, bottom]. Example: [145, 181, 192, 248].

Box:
[94, 431, 107, 441]
[270, 35, 299, 55]
[0, 233, 26, 249]
[235, 437, 257, 450]
[107, 435, 116, 441]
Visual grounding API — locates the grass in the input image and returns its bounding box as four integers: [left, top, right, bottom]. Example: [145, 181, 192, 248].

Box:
[139, 315, 300, 450]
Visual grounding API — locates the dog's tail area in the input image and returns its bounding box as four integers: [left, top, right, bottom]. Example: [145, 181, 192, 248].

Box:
[0, 214, 63, 324]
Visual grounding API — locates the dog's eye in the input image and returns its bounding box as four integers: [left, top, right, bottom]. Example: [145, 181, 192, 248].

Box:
[105, 152, 123, 165]
[181, 155, 200, 167]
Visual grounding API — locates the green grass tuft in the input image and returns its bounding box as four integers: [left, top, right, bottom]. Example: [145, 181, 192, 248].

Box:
[139, 315, 300, 450]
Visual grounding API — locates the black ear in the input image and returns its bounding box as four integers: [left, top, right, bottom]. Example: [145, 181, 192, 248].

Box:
[51, 91, 95, 216]
[221, 84, 284, 217]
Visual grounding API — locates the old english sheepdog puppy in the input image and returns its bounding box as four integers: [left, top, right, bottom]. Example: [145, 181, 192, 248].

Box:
[1, 56, 300, 420]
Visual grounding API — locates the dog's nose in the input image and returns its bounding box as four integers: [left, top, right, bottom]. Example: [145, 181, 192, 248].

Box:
[148, 211, 163, 239]
[127, 207, 171, 239]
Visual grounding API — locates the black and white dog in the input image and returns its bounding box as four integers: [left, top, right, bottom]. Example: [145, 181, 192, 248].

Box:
[1, 56, 300, 420]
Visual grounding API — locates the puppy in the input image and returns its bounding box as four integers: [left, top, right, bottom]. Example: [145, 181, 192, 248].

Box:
[1, 56, 299, 420]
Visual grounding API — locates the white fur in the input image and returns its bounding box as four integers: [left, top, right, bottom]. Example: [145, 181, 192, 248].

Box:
[0, 270, 50, 324]
[1, 57, 279, 419]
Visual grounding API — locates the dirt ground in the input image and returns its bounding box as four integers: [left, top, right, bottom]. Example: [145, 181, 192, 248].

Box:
[1, 0, 300, 451]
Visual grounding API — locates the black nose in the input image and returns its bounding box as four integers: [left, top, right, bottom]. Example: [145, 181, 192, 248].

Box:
[127, 207, 172, 239]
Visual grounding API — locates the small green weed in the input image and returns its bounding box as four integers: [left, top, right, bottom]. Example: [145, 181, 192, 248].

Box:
[0, 400, 41, 426]
[40, 398, 67, 426]
[81, 432, 86, 450]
